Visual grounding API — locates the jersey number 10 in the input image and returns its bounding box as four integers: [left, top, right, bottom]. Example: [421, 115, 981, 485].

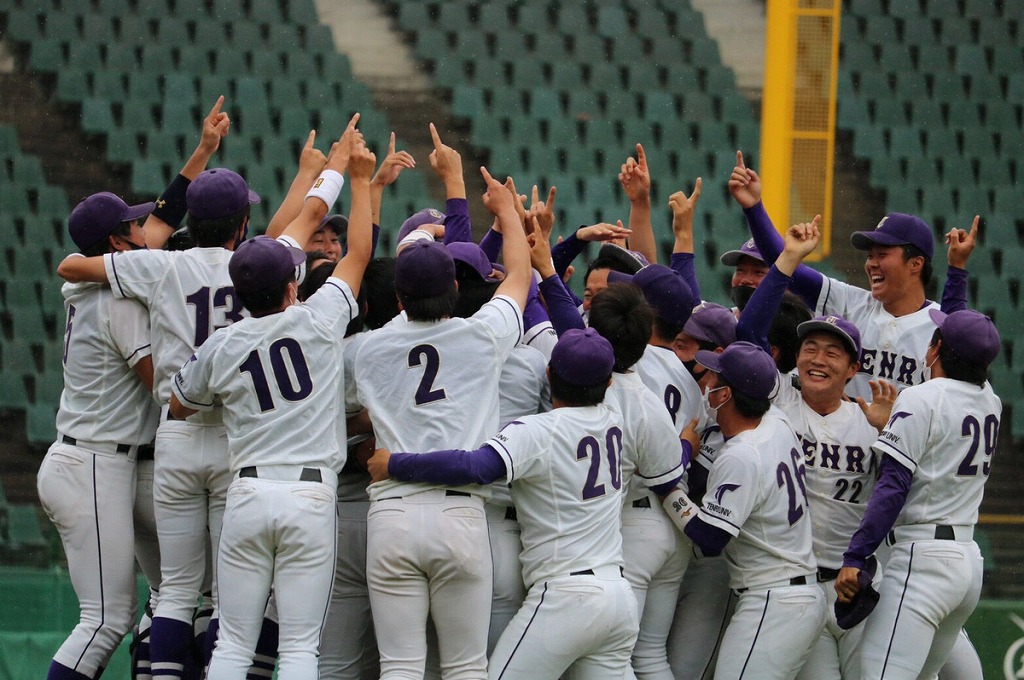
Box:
[239, 338, 313, 412]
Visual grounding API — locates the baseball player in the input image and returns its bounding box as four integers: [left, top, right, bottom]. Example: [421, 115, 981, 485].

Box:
[836, 309, 1002, 679]
[662, 342, 827, 680]
[38, 192, 159, 680]
[168, 129, 373, 679]
[587, 283, 691, 680]
[366, 328, 641, 679]
[349, 164, 530, 679]
[729, 151, 974, 401]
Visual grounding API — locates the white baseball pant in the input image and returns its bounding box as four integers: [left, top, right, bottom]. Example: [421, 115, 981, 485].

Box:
[668, 553, 735, 680]
[485, 503, 526, 656]
[796, 576, 867, 680]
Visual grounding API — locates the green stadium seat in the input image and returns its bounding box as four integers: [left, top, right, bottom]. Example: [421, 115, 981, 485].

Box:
[278, 107, 312, 141]
[993, 187, 1019, 216]
[869, 156, 903, 186]
[953, 45, 989, 74]
[858, 72, 892, 100]
[991, 45, 1024, 75]
[526, 31, 568, 65]
[249, 0, 283, 23]
[588, 62, 623, 92]
[489, 88, 524, 116]
[451, 84, 484, 118]
[853, 125, 886, 158]
[210, 0, 245, 22]
[909, 99, 943, 128]
[36, 370, 63, 406]
[213, 50, 248, 76]
[509, 59, 544, 89]
[905, 156, 941, 185]
[161, 99, 195, 132]
[163, 73, 197, 106]
[105, 43, 139, 73]
[838, 96, 870, 130]
[842, 42, 876, 74]
[961, 127, 998, 161]
[524, 144, 556, 176]
[893, 71, 929, 101]
[452, 31, 490, 61]
[849, 0, 884, 16]
[977, 158, 1012, 186]
[145, 131, 180, 162]
[597, 6, 629, 38]
[81, 13, 112, 42]
[156, 16, 189, 45]
[286, 0, 318, 23]
[92, 71, 127, 102]
[621, 118, 655, 148]
[9, 304, 48, 340]
[104, 130, 143, 164]
[397, 3, 431, 31]
[642, 91, 678, 122]
[957, 185, 991, 214]
[470, 57, 506, 89]
[557, 6, 590, 34]
[976, 17, 1013, 45]
[29, 38, 64, 72]
[938, 16, 974, 45]
[863, 16, 898, 44]
[140, 45, 175, 74]
[566, 90, 600, 119]
[562, 146, 597, 175]
[571, 35, 607, 64]
[610, 35, 645, 64]
[438, 3, 471, 29]
[916, 44, 951, 72]
[507, 115, 542, 145]
[55, 69, 89, 104]
[873, 100, 907, 127]
[69, 42, 103, 73]
[11, 156, 44, 187]
[43, 11, 79, 41]
[664, 64, 700, 93]
[940, 159, 974, 186]
[681, 92, 715, 122]
[199, 75, 232, 106]
[925, 0, 959, 16]
[582, 118, 618, 148]
[688, 37, 721, 64]
[549, 61, 585, 91]
[80, 98, 115, 134]
[624, 64, 661, 92]
[603, 90, 638, 121]
[230, 21, 263, 48]
[526, 87, 564, 122]
[967, 73, 1003, 102]
[6, 9, 43, 42]
[984, 214, 1018, 247]
[946, 101, 980, 129]
[131, 159, 167, 196]
[0, 184, 31, 214]
[479, 3, 510, 27]
[0, 371, 30, 410]
[0, 126, 20, 157]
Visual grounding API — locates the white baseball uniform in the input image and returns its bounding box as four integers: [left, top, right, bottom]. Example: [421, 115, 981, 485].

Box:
[771, 376, 880, 680]
[37, 281, 158, 678]
[814, 278, 939, 400]
[485, 404, 640, 679]
[351, 294, 522, 679]
[857, 378, 1000, 679]
[635, 344, 702, 433]
[695, 408, 826, 680]
[173, 275, 357, 679]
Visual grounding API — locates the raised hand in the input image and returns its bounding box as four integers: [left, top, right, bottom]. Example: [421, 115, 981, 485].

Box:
[325, 113, 362, 174]
[505, 177, 528, 226]
[784, 215, 821, 260]
[728, 150, 762, 209]
[428, 122, 463, 185]
[619, 143, 651, 205]
[529, 184, 557, 239]
[946, 215, 979, 269]
[576, 221, 633, 243]
[371, 132, 416, 188]
[527, 219, 556, 278]
[480, 166, 516, 216]
[856, 379, 897, 433]
[668, 177, 702, 244]
[348, 141, 377, 182]
[199, 95, 230, 155]
[298, 130, 327, 177]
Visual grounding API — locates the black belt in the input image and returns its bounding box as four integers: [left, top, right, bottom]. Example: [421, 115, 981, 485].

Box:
[505, 506, 517, 521]
[446, 490, 471, 497]
[61, 434, 154, 458]
[570, 569, 594, 576]
[817, 567, 841, 582]
[632, 498, 652, 508]
[887, 524, 955, 544]
[736, 575, 809, 593]
[239, 466, 323, 483]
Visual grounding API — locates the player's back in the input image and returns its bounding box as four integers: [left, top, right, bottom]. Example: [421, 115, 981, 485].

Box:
[57, 282, 159, 444]
[106, 247, 245, 404]
[635, 344, 702, 431]
[498, 343, 550, 427]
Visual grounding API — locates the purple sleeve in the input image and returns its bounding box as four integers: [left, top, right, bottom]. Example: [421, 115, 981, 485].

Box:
[442, 198, 472, 245]
[842, 455, 912, 569]
[522, 276, 550, 330]
[680, 439, 693, 469]
[683, 515, 732, 556]
[551, 231, 587, 278]
[686, 459, 709, 505]
[743, 202, 824, 308]
[538, 274, 585, 336]
[479, 228, 502, 262]
[940, 266, 969, 313]
[670, 252, 702, 302]
[736, 265, 791, 353]
[650, 470, 686, 498]
[387, 445, 508, 486]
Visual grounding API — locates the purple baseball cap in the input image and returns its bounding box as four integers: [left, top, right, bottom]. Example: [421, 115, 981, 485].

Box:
[609, 264, 694, 327]
[68, 191, 154, 250]
[695, 341, 776, 400]
[683, 302, 737, 348]
[397, 208, 446, 242]
[720, 238, 766, 267]
[229, 236, 305, 293]
[187, 168, 261, 221]
[850, 213, 933, 261]
[549, 327, 615, 387]
[597, 243, 648, 274]
[928, 309, 1000, 366]
[798, 315, 862, 359]
[394, 240, 456, 298]
[448, 242, 501, 283]
[835, 555, 880, 630]
[319, 214, 348, 234]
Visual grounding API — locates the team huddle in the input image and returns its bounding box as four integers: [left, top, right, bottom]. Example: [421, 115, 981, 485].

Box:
[37, 99, 1002, 680]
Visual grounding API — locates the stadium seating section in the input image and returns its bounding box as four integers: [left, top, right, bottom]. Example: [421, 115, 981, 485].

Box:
[838, 0, 1023, 436]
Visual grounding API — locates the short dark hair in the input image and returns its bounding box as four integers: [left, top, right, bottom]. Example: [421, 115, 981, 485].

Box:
[398, 286, 459, 322]
[364, 257, 399, 330]
[452, 262, 500, 319]
[548, 365, 610, 406]
[298, 259, 334, 302]
[80, 221, 133, 257]
[652, 316, 686, 345]
[588, 283, 653, 372]
[930, 328, 988, 387]
[187, 204, 250, 247]
[902, 244, 932, 286]
[584, 254, 635, 284]
[770, 292, 814, 372]
[718, 374, 771, 419]
[237, 277, 292, 317]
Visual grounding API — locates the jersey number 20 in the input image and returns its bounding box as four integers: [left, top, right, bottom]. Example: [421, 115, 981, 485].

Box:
[576, 428, 623, 500]
[239, 338, 313, 412]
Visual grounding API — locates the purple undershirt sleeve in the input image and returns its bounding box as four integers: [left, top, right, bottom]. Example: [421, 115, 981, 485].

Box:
[551, 231, 587, 279]
[842, 455, 913, 569]
[442, 198, 472, 245]
[941, 266, 969, 313]
[538, 274, 585, 336]
[686, 460, 709, 505]
[650, 471, 686, 498]
[683, 516, 732, 556]
[743, 202, 824, 308]
[736, 265, 791, 353]
[387, 445, 508, 486]
[479, 228, 502, 263]
[522, 277, 550, 330]
[670, 252, 701, 303]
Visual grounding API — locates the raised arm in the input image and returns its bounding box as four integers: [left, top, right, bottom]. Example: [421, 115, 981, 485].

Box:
[57, 254, 109, 283]
[266, 130, 328, 238]
[145, 96, 231, 249]
[332, 140, 376, 297]
[668, 178, 702, 302]
[940, 215, 978, 313]
[428, 123, 472, 244]
[620, 143, 657, 264]
[370, 131, 416, 227]
[483, 166, 531, 311]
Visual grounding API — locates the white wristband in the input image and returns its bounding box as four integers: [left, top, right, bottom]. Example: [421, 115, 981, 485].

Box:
[397, 229, 435, 253]
[662, 488, 698, 534]
[306, 170, 344, 209]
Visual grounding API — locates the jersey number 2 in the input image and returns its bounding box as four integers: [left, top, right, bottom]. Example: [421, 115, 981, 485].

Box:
[409, 344, 447, 405]
[238, 338, 313, 412]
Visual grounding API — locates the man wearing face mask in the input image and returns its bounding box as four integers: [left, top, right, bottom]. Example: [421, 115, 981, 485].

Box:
[663, 342, 827, 680]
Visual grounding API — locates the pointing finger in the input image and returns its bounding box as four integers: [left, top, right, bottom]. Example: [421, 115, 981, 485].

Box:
[480, 165, 496, 184]
[736, 150, 746, 169]
[388, 131, 396, 155]
[636, 143, 647, 168]
[429, 122, 443, 149]
[207, 95, 224, 119]
[531, 184, 539, 207]
[546, 185, 557, 210]
[969, 215, 979, 241]
[345, 112, 361, 132]
[304, 130, 316, 149]
[690, 177, 703, 201]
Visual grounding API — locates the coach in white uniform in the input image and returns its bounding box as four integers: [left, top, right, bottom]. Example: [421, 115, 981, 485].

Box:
[39, 193, 159, 680]
[663, 342, 826, 680]
[837, 309, 1002, 680]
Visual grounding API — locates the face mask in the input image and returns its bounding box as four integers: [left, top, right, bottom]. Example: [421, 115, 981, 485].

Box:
[702, 384, 729, 421]
[923, 353, 937, 382]
[684, 359, 708, 382]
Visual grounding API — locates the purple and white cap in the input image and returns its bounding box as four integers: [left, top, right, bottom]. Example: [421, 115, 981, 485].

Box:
[397, 208, 446, 242]
[798, 315, 863, 359]
[683, 302, 737, 348]
[395, 240, 456, 298]
[928, 309, 1000, 366]
[229, 236, 305, 292]
[719, 238, 766, 267]
[850, 213, 933, 261]
[68, 191, 154, 250]
[187, 168, 261, 221]
[549, 327, 615, 387]
[608, 264, 694, 327]
[448, 241, 501, 283]
[695, 341, 776, 400]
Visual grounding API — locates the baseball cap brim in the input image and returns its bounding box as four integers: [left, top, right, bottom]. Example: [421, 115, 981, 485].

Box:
[850, 230, 907, 250]
[123, 201, 156, 222]
[694, 349, 724, 374]
[719, 250, 765, 266]
[246, 189, 261, 205]
[797, 320, 859, 358]
[597, 243, 646, 275]
[928, 308, 947, 326]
